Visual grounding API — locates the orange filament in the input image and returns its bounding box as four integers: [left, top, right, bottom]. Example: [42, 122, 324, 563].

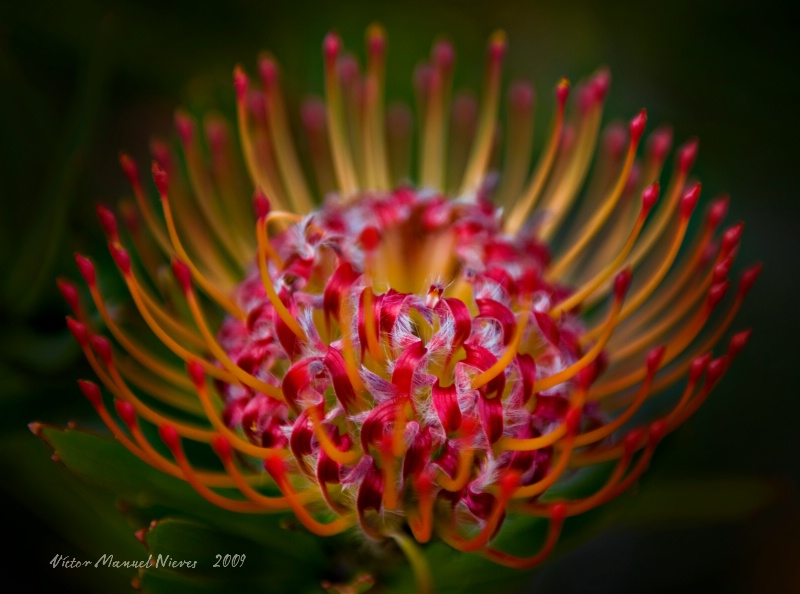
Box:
[184, 288, 285, 401]
[161, 191, 245, 319]
[306, 406, 362, 466]
[178, 116, 250, 266]
[134, 280, 207, 350]
[362, 287, 384, 362]
[535, 296, 623, 392]
[521, 452, 633, 517]
[549, 212, 645, 317]
[621, 166, 688, 276]
[256, 218, 307, 341]
[121, 269, 234, 382]
[266, 456, 354, 536]
[122, 156, 173, 255]
[482, 508, 565, 569]
[408, 474, 435, 543]
[538, 92, 604, 242]
[573, 360, 659, 447]
[498, 384, 586, 452]
[504, 78, 569, 235]
[217, 449, 316, 510]
[261, 59, 314, 213]
[547, 132, 641, 280]
[102, 356, 215, 443]
[233, 68, 286, 209]
[442, 472, 519, 552]
[336, 296, 367, 399]
[459, 30, 506, 197]
[362, 24, 391, 191]
[323, 36, 359, 198]
[471, 307, 531, 391]
[115, 357, 202, 416]
[590, 296, 718, 400]
[85, 282, 195, 389]
[511, 431, 575, 499]
[127, 420, 243, 488]
[166, 437, 273, 513]
[191, 367, 289, 459]
[436, 440, 474, 492]
[584, 214, 692, 343]
[621, 225, 714, 334]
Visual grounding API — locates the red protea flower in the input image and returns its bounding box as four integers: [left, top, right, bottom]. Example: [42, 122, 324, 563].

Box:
[57, 26, 758, 592]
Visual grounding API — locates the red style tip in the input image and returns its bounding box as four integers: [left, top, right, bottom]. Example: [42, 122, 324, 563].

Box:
[367, 24, 386, 57]
[265, 454, 285, 478]
[151, 161, 169, 196]
[713, 258, 733, 284]
[707, 196, 729, 229]
[499, 471, 521, 498]
[591, 68, 610, 103]
[77, 380, 102, 408]
[66, 317, 88, 345]
[739, 263, 763, 296]
[110, 244, 132, 276]
[509, 81, 535, 111]
[646, 346, 667, 375]
[680, 183, 701, 218]
[556, 78, 570, 108]
[323, 32, 341, 62]
[233, 65, 248, 101]
[187, 360, 205, 388]
[119, 153, 140, 187]
[114, 400, 137, 428]
[488, 30, 507, 62]
[623, 428, 645, 455]
[150, 139, 173, 173]
[174, 111, 194, 146]
[614, 268, 633, 301]
[678, 138, 699, 173]
[629, 109, 647, 143]
[689, 353, 712, 383]
[728, 329, 752, 359]
[172, 259, 193, 295]
[550, 502, 568, 523]
[75, 253, 96, 287]
[258, 56, 278, 89]
[565, 407, 582, 434]
[253, 190, 270, 220]
[90, 335, 113, 366]
[56, 278, 80, 314]
[647, 126, 673, 162]
[721, 223, 744, 256]
[432, 40, 454, 71]
[359, 226, 381, 251]
[706, 356, 729, 386]
[641, 182, 660, 214]
[96, 205, 119, 242]
[211, 435, 232, 461]
[158, 424, 181, 453]
[707, 281, 730, 310]
[649, 420, 667, 444]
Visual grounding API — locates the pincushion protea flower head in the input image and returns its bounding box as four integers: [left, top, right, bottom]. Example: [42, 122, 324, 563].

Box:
[53, 25, 759, 592]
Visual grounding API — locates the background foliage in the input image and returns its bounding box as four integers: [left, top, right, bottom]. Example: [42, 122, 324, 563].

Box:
[1, 0, 798, 591]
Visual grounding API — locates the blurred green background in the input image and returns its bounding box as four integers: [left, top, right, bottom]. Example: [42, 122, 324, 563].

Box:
[1, 0, 798, 592]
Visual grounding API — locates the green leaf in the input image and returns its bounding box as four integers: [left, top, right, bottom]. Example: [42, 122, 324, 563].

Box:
[136, 517, 326, 594]
[32, 424, 329, 562]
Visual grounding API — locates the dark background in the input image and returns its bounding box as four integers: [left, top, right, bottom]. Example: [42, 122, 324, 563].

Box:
[1, 0, 798, 592]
